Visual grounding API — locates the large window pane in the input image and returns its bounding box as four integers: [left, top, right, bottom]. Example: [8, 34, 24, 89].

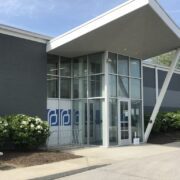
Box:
[131, 100, 143, 141]
[131, 78, 141, 99]
[60, 78, 71, 98]
[130, 58, 141, 78]
[89, 75, 104, 97]
[118, 55, 129, 76]
[88, 53, 103, 75]
[72, 100, 87, 144]
[73, 78, 87, 98]
[109, 99, 118, 145]
[108, 52, 117, 74]
[60, 57, 71, 77]
[109, 75, 117, 97]
[118, 77, 129, 97]
[47, 55, 59, 98]
[89, 99, 103, 145]
[73, 56, 87, 77]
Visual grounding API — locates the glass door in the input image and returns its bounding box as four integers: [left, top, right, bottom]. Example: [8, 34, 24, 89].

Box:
[118, 99, 131, 145]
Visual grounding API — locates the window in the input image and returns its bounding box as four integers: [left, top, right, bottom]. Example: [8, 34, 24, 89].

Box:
[73, 78, 87, 98]
[131, 78, 141, 99]
[108, 52, 117, 74]
[47, 55, 59, 98]
[60, 78, 71, 98]
[60, 57, 71, 77]
[118, 77, 129, 97]
[73, 56, 87, 77]
[89, 75, 104, 97]
[109, 75, 117, 97]
[130, 58, 141, 78]
[131, 100, 142, 141]
[88, 53, 103, 75]
[109, 99, 118, 145]
[118, 55, 129, 76]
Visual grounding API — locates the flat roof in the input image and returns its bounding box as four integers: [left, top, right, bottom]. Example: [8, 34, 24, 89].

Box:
[0, 24, 52, 43]
[47, 0, 180, 59]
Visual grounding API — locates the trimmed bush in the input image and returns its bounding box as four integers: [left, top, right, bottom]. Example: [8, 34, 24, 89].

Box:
[145, 111, 180, 133]
[0, 114, 50, 151]
[0, 117, 9, 148]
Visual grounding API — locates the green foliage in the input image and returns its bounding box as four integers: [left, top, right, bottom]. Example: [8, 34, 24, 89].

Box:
[145, 111, 180, 133]
[0, 114, 50, 150]
[0, 117, 9, 148]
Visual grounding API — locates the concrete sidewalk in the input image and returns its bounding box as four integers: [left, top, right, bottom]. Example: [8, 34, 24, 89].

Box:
[0, 157, 105, 180]
[1, 143, 180, 180]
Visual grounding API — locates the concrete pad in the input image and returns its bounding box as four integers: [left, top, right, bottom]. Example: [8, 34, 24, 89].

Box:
[69, 144, 180, 163]
[59, 144, 180, 180]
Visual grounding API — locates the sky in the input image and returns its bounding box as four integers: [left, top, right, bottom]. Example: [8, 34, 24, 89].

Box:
[0, 0, 179, 37]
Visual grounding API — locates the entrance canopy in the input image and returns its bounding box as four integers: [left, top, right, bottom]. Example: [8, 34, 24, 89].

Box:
[47, 0, 180, 60]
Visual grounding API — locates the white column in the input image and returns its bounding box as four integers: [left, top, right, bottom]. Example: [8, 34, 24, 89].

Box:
[145, 49, 180, 142]
[103, 51, 109, 147]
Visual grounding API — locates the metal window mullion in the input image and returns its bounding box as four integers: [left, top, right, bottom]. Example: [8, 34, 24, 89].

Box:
[141, 59, 145, 142]
[87, 55, 90, 145]
[58, 56, 61, 147]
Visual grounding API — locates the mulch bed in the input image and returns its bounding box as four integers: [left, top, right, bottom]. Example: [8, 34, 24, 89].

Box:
[0, 150, 81, 169]
[148, 131, 180, 144]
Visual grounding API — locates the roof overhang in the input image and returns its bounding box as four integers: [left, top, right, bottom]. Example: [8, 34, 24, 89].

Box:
[46, 0, 180, 60]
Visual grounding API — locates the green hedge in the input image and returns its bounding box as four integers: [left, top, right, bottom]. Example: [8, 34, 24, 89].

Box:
[0, 114, 50, 151]
[145, 111, 180, 133]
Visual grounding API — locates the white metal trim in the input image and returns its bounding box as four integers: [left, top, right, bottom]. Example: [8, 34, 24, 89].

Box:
[0, 24, 51, 43]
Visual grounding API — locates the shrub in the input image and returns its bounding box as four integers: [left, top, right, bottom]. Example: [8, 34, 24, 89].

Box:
[6, 114, 50, 150]
[145, 111, 180, 133]
[0, 117, 9, 148]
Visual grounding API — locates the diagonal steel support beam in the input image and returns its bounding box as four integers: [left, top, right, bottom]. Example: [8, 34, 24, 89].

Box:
[145, 48, 180, 142]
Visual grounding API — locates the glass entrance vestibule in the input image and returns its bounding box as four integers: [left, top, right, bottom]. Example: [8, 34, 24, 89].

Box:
[47, 51, 143, 147]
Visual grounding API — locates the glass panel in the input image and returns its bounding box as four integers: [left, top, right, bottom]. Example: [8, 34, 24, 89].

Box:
[47, 55, 59, 98]
[118, 55, 129, 76]
[72, 100, 87, 144]
[118, 77, 129, 97]
[120, 101, 128, 122]
[130, 58, 141, 78]
[109, 99, 118, 145]
[120, 101, 129, 140]
[89, 99, 103, 145]
[88, 53, 103, 75]
[73, 78, 87, 98]
[60, 78, 71, 98]
[73, 56, 87, 77]
[108, 52, 117, 74]
[109, 75, 117, 97]
[121, 131, 129, 140]
[131, 78, 141, 99]
[60, 57, 71, 77]
[131, 100, 142, 141]
[89, 75, 104, 97]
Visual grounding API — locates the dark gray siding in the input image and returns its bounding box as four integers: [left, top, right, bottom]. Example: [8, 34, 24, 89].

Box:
[143, 67, 156, 114]
[143, 66, 180, 115]
[0, 33, 47, 119]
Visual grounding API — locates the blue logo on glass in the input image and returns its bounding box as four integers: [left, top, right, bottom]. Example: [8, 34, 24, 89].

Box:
[47, 109, 71, 126]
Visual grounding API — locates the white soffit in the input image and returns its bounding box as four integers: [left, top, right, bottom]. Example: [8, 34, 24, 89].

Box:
[47, 0, 180, 59]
